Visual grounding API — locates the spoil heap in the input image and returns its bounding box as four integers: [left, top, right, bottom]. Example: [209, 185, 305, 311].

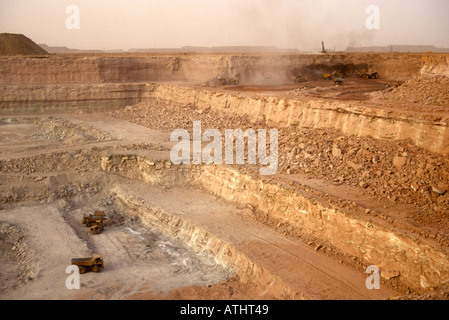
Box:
[380, 75, 449, 107]
[0, 33, 48, 56]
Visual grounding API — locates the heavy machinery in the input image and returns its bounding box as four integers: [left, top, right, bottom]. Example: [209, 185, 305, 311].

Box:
[206, 77, 240, 87]
[333, 72, 344, 78]
[334, 77, 344, 85]
[294, 75, 308, 83]
[217, 77, 240, 86]
[356, 71, 379, 79]
[89, 220, 104, 235]
[386, 81, 403, 88]
[82, 210, 108, 227]
[321, 72, 344, 85]
[303, 84, 315, 89]
[71, 254, 104, 274]
[321, 41, 327, 54]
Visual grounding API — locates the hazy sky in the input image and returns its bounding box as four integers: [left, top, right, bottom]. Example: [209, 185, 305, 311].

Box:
[1, 0, 448, 51]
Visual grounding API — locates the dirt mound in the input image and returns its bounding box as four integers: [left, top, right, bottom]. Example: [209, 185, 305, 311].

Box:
[0, 33, 48, 56]
[377, 75, 449, 106]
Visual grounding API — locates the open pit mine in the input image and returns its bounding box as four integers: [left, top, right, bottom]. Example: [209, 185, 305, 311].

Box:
[1, 49, 449, 300]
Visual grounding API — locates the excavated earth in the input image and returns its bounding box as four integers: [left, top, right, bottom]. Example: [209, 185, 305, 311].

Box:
[1, 52, 449, 300]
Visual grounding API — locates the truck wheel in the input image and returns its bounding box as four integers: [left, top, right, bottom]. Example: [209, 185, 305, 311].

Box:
[79, 266, 86, 274]
[92, 265, 100, 273]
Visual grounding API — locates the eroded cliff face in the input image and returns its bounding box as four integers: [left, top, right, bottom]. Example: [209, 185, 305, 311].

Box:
[0, 83, 154, 113]
[0, 52, 428, 85]
[421, 55, 449, 77]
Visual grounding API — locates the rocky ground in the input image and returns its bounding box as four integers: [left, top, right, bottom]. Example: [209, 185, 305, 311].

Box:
[109, 99, 449, 241]
[0, 222, 37, 291]
[376, 75, 449, 107]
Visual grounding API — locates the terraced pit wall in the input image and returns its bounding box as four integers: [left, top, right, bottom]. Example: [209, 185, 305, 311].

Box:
[150, 83, 449, 155]
[2, 145, 449, 293]
[0, 53, 426, 85]
[4, 150, 446, 292]
[110, 183, 299, 299]
[0, 83, 153, 113]
[100, 154, 449, 292]
[1, 53, 449, 154]
[3, 80, 449, 155]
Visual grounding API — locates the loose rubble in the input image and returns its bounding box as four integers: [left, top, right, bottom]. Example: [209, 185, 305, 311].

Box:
[109, 99, 449, 236]
[377, 75, 449, 106]
[0, 222, 37, 291]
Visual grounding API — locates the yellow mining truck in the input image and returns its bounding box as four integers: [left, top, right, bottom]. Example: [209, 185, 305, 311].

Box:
[321, 73, 333, 80]
[71, 254, 104, 274]
[82, 210, 108, 227]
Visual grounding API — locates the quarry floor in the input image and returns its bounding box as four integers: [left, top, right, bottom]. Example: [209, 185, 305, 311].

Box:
[1, 76, 449, 300]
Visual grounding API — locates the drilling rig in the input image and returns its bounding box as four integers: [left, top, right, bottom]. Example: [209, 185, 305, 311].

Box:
[321, 41, 327, 54]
